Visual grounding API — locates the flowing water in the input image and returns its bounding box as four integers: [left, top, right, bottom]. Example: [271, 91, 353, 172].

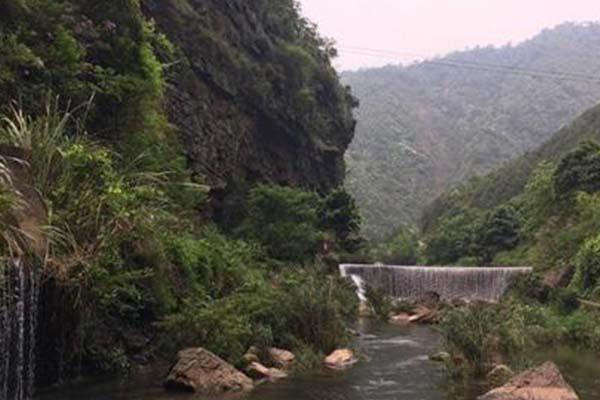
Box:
[340, 264, 533, 302]
[0, 259, 38, 400]
[35, 321, 600, 400]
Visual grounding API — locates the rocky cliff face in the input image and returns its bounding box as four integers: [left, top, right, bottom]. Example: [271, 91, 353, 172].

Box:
[143, 0, 356, 215]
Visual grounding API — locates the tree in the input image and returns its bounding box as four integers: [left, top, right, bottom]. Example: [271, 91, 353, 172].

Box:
[319, 187, 362, 253]
[475, 205, 521, 263]
[554, 140, 600, 198]
[241, 185, 321, 262]
[424, 209, 482, 265]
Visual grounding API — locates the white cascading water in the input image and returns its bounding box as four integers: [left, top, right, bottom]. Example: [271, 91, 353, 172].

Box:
[340, 264, 532, 303]
[0, 259, 37, 400]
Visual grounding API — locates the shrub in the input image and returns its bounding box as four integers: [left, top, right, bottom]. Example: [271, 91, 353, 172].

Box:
[241, 184, 321, 262]
[440, 304, 530, 376]
[364, 282, 393, 320]
[571, 234, 600, 293]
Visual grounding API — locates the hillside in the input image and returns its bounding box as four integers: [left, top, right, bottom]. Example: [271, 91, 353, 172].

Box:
[343, 22, 600, 239]
[422, 103, 600, 232]
[0, 0, 360, 390]
[0, 0, 356, 225]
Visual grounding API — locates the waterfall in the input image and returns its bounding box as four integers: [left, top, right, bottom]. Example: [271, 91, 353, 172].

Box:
[0, 259, 38, 400]
[340, 264, 532, 303]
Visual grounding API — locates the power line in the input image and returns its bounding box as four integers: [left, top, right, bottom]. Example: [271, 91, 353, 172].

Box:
[338, 47, 600, 85]
[340, 45, 600, 81]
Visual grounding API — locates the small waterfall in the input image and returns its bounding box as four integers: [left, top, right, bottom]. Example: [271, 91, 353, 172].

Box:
[340, 264, 532, 303]
[0, 259, 38, 400]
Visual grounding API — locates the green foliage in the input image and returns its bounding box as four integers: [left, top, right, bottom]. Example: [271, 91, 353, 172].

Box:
[554, 140, 600, 199]
[571, 234, 600, 293]
[424, 209, 482, 265]
[371, 227, 419, 265]
[364, 282, 393, 320]
[475, 205, 521, 263]
[319, 187, 363, 253]
[345, 22, 600, 239]
[241, 185, 321, 262]
[520, 162, 558, 236]
[161, 266, 358, 364]
[440, 304, 530, 376]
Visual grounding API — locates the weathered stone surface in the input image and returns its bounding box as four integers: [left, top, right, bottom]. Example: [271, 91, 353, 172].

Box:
[143, 0, 356, 221]
[246, 362, 288, 381]
[165, 348, 253, 393]
[390, 312, 412, 325]
[429, 352, 451, 363]
[324, 349, 357, 370]
[543, 267, 575, 289]
[478, 362, 579, 400]
[408, 305, 439, 324]
[268, 347, 295, 369]
[486, 364, 514, 387]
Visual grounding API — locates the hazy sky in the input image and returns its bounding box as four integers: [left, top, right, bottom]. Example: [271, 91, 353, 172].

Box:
[298, 0, 600, 70]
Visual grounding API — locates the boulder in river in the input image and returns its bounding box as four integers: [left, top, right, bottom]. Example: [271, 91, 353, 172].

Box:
[486, 364, 514, 387]
[324, 349, 358, 370]
[164, 347, 253, 393]
[429, 351, 451, 363]
[268, 347, 295, 369]
[478, 361, 579, 400]
[246, 362, 288, 381]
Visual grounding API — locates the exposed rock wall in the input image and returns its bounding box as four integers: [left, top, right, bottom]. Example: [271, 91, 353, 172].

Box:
[143, 0, 356, 213]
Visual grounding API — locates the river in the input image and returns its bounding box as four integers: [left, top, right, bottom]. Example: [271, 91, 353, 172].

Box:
[37, 321, 600, 400]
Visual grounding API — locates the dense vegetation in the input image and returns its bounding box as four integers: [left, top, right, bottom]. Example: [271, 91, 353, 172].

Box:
[0, 0, 361, 388]
[342, 22, 600, 240]
[428, 105, 600, 378]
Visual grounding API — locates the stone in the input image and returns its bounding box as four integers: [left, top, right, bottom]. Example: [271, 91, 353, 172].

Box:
[478, 362, 579, 400]
[268, 347, 295, 369]
[409, 305, 439, 324]
[486, 364, 514, 387]
[164, 348, 253, 393]
[543, 267, 575, 289]
[429, 352, 451, 363]
[390, 312, 412, 325]
[243, 346, 260, 364]
[246, 362, 288, 381]
[324, 349, 358, 370]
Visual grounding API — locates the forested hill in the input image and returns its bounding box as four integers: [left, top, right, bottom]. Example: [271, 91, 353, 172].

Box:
[422, 102, 600, 232]
[343, 22, 600, 240]
[0, 0, 356, 224]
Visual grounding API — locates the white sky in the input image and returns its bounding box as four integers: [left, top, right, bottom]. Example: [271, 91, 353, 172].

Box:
[298, 0, 600, 70]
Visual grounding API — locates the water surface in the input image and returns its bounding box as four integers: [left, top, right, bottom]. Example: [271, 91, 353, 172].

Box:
[37, 321, 600, 400]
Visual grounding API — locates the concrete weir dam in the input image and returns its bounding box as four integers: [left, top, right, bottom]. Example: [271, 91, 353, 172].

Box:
[340, 264, 533, 303]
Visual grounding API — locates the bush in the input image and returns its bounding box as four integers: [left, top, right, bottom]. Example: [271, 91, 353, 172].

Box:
[241, 184, 321, 262]
[440, 304, 530, 376]
[364, 282, 393, 320]
[571, 234, 600, 294]
[552, 288, 580, 314]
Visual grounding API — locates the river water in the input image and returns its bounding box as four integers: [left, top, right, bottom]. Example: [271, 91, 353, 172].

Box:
[37, 321, 600, 400]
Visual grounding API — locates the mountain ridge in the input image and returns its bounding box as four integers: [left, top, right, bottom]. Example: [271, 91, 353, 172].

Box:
[342, 22, 600, 239]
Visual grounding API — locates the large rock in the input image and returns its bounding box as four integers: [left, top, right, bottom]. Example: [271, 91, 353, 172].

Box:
[246, 362, 288, 381]
[486, 364, 514, 387]
[268, 347, 295, 369]
[165, 348, 253, 393]
[429, 352, 451, 363]
[478, 362, 579, 400]
[324, 349, 358, 370]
